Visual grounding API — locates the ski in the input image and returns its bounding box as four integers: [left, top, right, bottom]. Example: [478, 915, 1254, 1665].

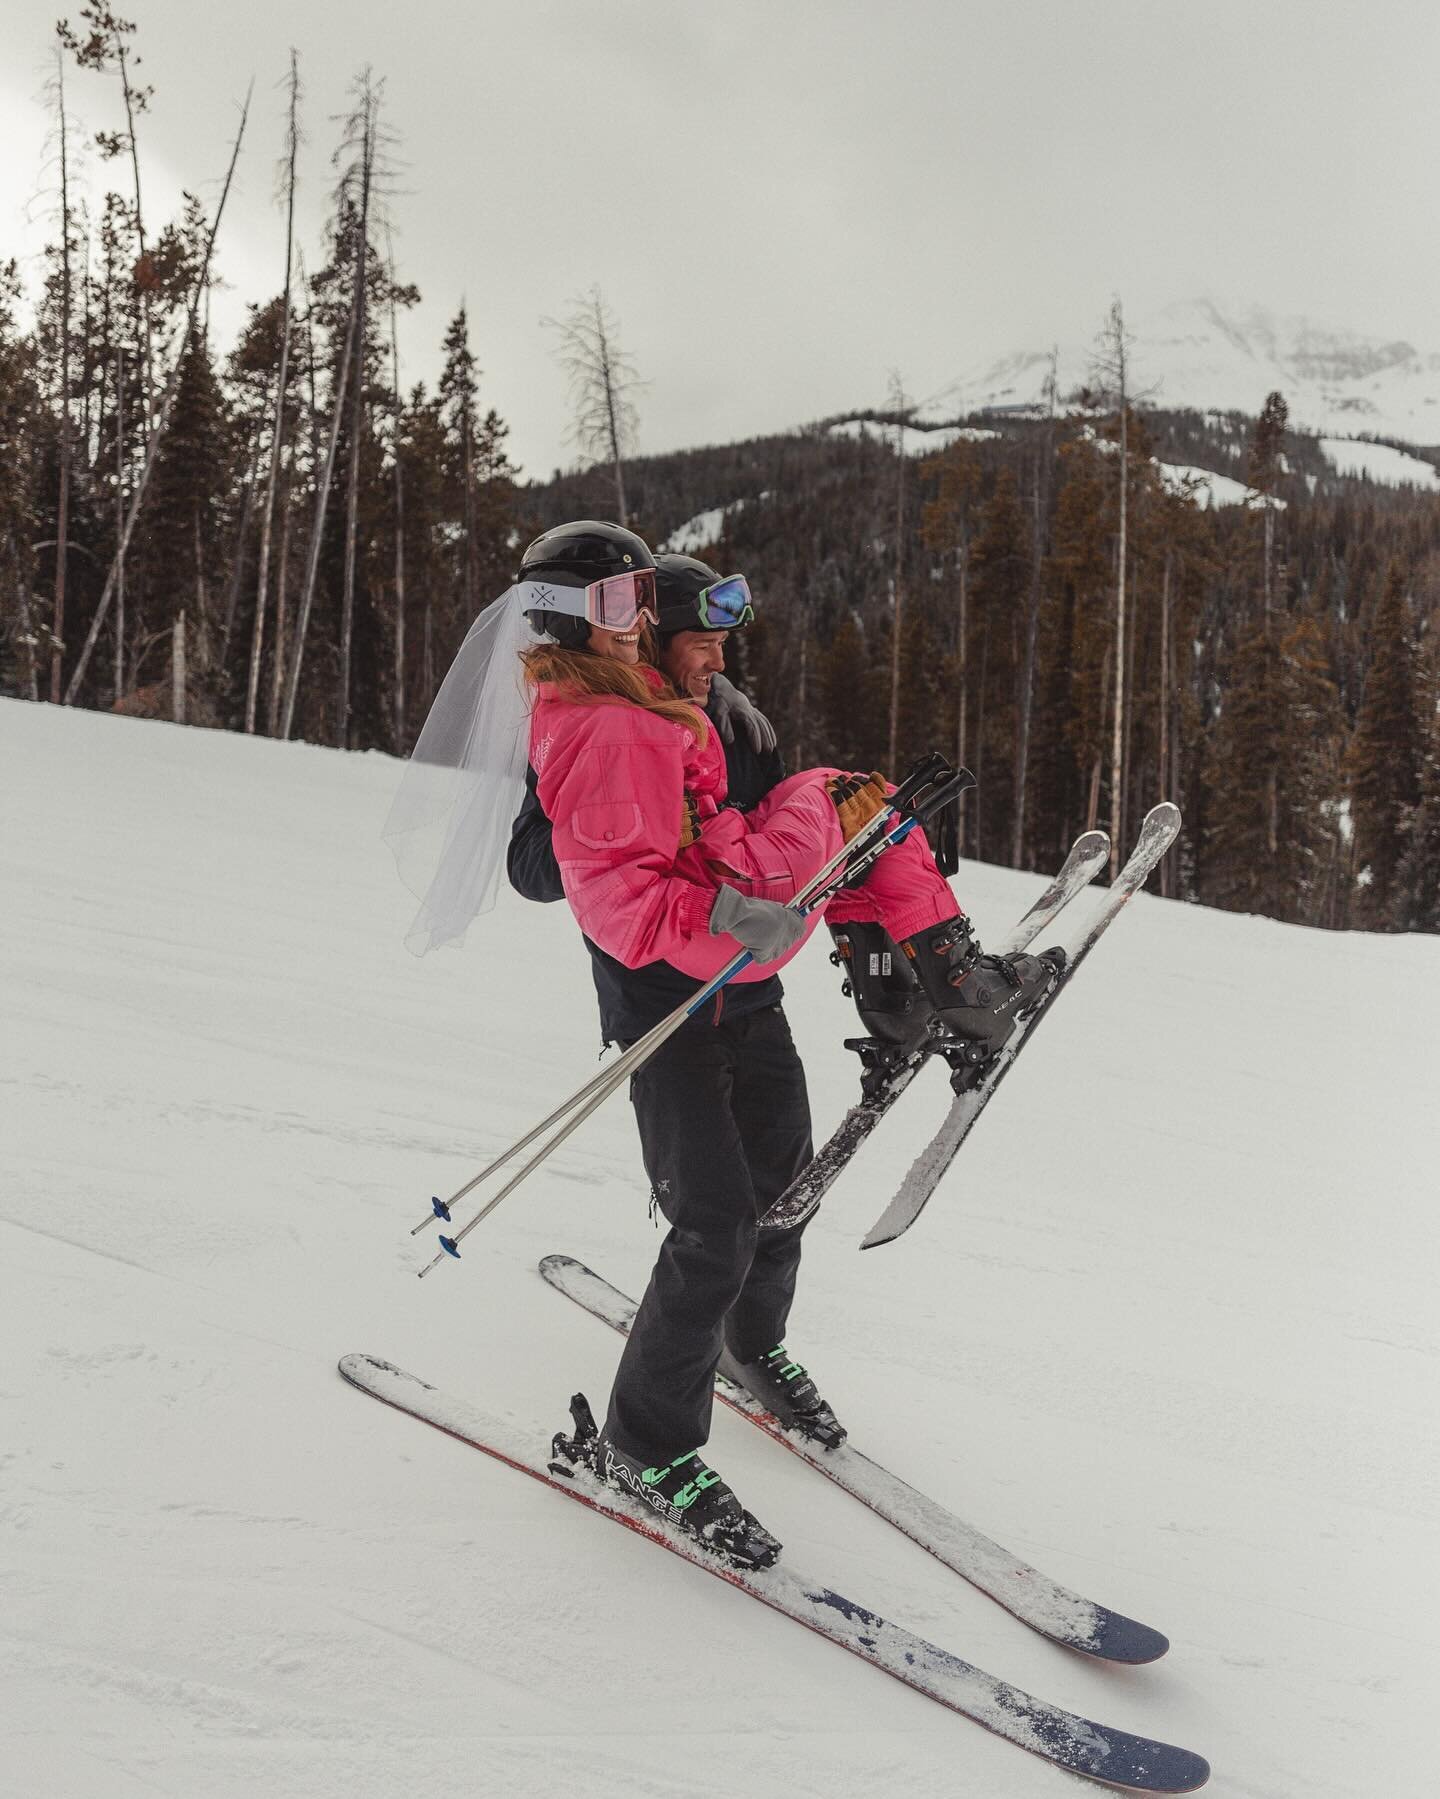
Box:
[862, 803, 1181, 1249]
[761, 829, 1110, 1232]
[338, 1353, 1209, 1793]
[538, 1253, 1167, 1664]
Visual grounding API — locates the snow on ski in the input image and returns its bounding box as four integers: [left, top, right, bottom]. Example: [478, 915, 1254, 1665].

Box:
[761, 828, 1110, 1232]
[538, 1253, 1168, 1664]
[862, 803, 1181, 1250]
[338, 1353, 1209, 1793]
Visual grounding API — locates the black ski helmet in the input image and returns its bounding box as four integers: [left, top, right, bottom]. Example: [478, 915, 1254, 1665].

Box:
[654, 551, 728, 638]
[518, 519, 657, 649]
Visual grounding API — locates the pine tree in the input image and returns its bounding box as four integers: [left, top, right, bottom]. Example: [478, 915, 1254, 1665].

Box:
[1246, 390, 1288, 617]
[141, 331, 231, 710]
[1350, 559, 1424, 922]
[966, 468, 1030, 861]
[1203, 605, 1345, 923]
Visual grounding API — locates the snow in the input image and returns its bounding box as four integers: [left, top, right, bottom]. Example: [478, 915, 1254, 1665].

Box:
[824, 419, 1001, 455]
[662, 506, 729, 555]
[937, 298, 1440, 450]
[1155, 461, 1264, 510]
[4, 695, 1439, 1798]
[1317, 437, 1440, 491]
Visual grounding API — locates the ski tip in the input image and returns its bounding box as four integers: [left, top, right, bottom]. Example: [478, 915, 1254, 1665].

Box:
[1085, 1615, 1171, 1664]
[538, 1253, 581, 1277]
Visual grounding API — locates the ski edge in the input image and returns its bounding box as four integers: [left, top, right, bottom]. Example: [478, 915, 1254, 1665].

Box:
[337, 1352, 1209, 1794]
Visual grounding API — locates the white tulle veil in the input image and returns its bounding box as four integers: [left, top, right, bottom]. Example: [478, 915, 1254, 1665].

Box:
[382, 582, 582, 955]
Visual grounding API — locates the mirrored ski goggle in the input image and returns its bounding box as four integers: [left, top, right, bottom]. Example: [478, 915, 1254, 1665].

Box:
[691, 574, 756, 630]
[584, 567, 659, 631]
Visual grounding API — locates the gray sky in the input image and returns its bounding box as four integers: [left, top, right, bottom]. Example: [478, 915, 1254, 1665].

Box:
[4, 0, 1438, 479]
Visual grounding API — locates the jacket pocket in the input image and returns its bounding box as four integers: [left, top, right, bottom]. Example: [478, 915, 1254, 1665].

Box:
[571, 799, 645, 851]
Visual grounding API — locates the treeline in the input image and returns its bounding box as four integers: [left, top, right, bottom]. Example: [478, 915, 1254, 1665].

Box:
[3, 11, 1439, 936]
[535, 403, 1440, 934]
[1, 13, 525, 753]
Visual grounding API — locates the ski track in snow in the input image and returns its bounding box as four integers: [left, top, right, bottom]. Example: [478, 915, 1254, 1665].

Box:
[3, 696, 1439, 1798]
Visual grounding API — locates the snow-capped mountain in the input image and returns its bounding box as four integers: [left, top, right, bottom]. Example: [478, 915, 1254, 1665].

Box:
[931, 298, 1440, 449]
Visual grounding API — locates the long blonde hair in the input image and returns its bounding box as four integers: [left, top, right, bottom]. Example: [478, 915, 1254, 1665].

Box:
[521, 631, 709, 745]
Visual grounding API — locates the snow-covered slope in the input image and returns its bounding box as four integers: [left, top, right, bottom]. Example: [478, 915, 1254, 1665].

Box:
[935, 297, 1440, 448]
[4, 697, 1438, 1798]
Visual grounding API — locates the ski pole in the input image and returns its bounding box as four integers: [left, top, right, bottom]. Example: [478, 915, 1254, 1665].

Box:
[415, 758, 972, 1274]
[410, 754, 967, 1241]
[416, 789, 961, 1276]
[410, 748, 964, 1237]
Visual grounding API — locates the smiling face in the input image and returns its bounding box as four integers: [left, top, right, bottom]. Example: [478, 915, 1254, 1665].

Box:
[586, 622, 645, 665]
[660, 629, 729, 702]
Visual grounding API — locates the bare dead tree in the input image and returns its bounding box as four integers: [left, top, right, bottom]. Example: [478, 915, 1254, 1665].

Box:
[64, 83, 253, 702]
[1090, 299, 1150, 878]
[278, 282, 353, 741]
[1011, 349, 1057, 865]
[172, 607, 186, 721]
[886, 371, 906, 774]
[59, 3, 156, 436]
[387, 228, 406, 751]
[113, 347, 125, 700]
[336, 72, 380, 749]
[45, 44, 77, 703]
[543, 285, 641, 523]
[268, 266, 314, 736]
[246, 48, 302, 735]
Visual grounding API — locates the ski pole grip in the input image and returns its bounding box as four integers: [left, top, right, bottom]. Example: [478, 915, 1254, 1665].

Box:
[910, 766, 976, 827]
[889, 751, 952, 812]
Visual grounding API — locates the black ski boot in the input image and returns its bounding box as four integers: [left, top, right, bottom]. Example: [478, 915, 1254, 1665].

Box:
[902, 916, 1065, 1057]
[550, 1395, 781, 1571]
[717, 1344, 848, 1450]
[828, 920, 930, 1058]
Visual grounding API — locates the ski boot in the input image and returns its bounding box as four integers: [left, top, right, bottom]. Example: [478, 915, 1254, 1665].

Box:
[549, 1395, 781, 1571]
[717, 1343, 848, 1450]
[828, 920, 930, 1061]
[902, 916, 1065, 1062]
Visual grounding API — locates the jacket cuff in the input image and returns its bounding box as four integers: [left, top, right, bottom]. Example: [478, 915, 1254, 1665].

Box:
[680, 884, 718, 939]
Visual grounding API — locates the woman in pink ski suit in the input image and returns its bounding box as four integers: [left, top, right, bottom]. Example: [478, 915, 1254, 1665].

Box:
[520, 523, 1057, 1570]
[529, 662, 962, 996]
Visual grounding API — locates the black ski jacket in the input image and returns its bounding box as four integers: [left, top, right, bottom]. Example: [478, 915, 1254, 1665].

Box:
[507, 701, 788, 1044]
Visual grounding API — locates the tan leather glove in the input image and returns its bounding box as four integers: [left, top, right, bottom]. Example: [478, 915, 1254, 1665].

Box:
[826, 771, 889, 844]
[678, 791, 703, 851]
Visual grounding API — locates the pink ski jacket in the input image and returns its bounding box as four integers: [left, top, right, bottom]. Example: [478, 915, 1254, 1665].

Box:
[530, 670, 958, 984]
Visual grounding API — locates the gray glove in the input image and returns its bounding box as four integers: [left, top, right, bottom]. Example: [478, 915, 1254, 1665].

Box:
[709, 883, 807, 963]
[708, 673, 778, 754]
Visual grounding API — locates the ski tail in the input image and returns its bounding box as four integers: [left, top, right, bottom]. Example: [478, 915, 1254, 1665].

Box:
[759, 829, 1112, 1234]
[860, 803, 1181, 1250]
[991, 828, 1109, 956]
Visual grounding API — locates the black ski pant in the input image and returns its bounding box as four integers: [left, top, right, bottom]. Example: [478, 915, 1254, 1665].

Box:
[604, 1003, 814, 1465]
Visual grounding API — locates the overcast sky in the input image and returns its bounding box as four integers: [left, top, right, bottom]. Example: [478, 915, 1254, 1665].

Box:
[4, 0, 1438, 479]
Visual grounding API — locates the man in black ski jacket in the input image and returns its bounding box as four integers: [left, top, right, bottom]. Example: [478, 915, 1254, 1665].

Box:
[508, 548, 846, 1542]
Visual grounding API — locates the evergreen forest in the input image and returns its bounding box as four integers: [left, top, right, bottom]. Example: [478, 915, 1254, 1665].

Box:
[4, 14, 1439, 934]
